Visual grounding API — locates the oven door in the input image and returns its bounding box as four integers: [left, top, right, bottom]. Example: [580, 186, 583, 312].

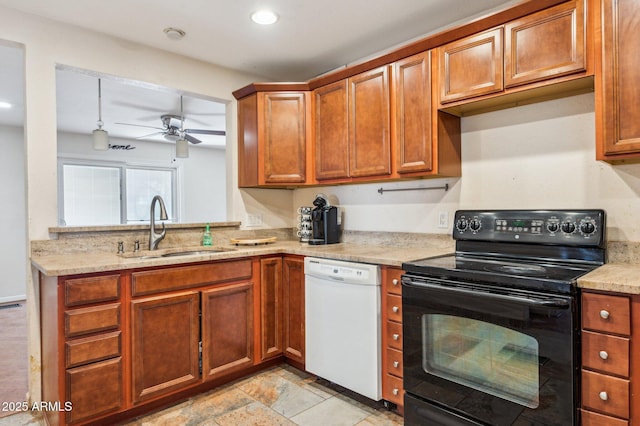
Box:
[402, 274, 578, 426]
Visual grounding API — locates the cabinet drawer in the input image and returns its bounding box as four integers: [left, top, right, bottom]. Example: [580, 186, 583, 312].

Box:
[582, 330, 629, 377]
[386, 294, 402, 323]
[66, 357, 123, 424]
[387, 321, 403, 351]
[385, 268, 403, 295]
[65, 331, 121, 368]
[582, 293, 630, 336]
[383, 373, 404, 405]
[582, 369, 629, 419]
[65, 274, 120, 307]
[65, 303, 120, 338]
[386, 347, 403, 378]
[581, 409, 629, 426]
[131, 259, 252, 296]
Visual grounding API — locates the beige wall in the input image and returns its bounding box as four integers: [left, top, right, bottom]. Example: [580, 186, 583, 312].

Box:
[294, 93, 640, 242]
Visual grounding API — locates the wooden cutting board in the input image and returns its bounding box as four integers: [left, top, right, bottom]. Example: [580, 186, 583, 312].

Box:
[230, 236, 277, 245]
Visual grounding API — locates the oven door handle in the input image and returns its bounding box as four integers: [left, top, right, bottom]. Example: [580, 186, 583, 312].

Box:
[407, 281, 571, 308]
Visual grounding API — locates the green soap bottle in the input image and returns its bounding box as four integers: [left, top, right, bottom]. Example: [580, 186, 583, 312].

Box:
[202, 223, 213, 246]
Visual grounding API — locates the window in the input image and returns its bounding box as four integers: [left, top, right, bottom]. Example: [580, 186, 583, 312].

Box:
[59, 161, 177, 226]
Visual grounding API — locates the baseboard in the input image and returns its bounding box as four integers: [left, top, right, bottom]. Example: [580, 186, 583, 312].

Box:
[0, 295, 26, 306]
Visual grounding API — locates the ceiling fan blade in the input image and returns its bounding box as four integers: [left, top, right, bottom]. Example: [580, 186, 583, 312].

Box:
[184, 134, 203, 144]
[135, 131, 164, 139]
[116, 122, 165, 131]
[185, 128, 226, 136]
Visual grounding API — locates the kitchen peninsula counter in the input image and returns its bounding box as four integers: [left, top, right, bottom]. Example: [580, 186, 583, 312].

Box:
[31, 240, 453, 276]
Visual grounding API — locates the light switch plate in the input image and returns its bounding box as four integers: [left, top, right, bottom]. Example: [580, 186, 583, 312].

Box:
[438, 211, 449, 229]
[245, 213, 263, 227]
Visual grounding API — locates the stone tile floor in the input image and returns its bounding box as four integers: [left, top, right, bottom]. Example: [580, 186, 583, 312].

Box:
[0, 364, 403, 426]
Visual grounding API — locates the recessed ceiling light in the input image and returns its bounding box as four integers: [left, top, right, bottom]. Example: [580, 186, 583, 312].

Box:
[251, 10, 279, 25]
[163, 27, 186, 40]
[0, 101, 12, 109]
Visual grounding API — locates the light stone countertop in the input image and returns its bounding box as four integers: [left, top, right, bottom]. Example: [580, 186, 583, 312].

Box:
[31, 240, 452, 277]
[577, 263, 640, 295]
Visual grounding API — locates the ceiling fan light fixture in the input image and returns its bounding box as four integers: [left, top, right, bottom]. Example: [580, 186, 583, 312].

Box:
[93, 78, 109, 151]
[163, 27, 186, 40]
[176, 138, 189, 158]
[251, 10, 279, 25]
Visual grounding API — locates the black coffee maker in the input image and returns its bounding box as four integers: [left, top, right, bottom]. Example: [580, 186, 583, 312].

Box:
[309, 194, 340, 245]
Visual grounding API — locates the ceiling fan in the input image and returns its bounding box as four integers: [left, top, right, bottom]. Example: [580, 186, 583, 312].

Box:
[116, 96, 225, 144]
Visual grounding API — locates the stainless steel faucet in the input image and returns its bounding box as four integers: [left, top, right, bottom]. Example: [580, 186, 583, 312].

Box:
[149, 195, 168, 250]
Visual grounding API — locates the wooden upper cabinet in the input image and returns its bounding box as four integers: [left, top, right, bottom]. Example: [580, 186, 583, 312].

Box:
[505, 0, 585, 88]
[237, 91, 311, 187]
[260, 92, 309, 184]
[349, 66, 392, 178]
[314, 80, 350, 180]
[394, 51, 433, 174]
[439, 28, 504, 104]
[597, 0, 640, 160]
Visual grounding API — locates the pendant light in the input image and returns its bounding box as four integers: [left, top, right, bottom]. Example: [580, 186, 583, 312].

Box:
[175, 96, 189, 158]
[92, 78, 109, 151]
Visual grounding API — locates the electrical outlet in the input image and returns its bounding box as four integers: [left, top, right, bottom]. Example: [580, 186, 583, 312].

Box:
[438, 211, 449, 229]
[245, 213, 263, 227]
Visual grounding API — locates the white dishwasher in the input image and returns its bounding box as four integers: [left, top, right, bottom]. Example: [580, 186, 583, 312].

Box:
[304, 257, 381, 401]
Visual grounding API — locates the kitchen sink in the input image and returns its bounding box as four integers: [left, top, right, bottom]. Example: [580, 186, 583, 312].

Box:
[121, 246, 236, 259]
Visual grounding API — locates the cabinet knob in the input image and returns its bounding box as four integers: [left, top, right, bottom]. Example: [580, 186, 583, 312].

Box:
[393, 333, 400, 340]
[392, 388, 399, 396]
[392, 279, 399, 286]
[392, 306, 399, 313]
[393, 361, 399, 368]
[599, 391, 608, 401]
[599, 350, 609, 360]
[600, 310, 610, 319]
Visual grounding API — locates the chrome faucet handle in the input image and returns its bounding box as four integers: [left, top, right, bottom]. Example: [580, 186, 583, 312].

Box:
[117, 241, 124, 254]
[134, 240, 140, 252]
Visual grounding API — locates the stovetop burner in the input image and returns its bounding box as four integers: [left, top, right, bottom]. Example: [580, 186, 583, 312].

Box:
[488, 264, 547, 275]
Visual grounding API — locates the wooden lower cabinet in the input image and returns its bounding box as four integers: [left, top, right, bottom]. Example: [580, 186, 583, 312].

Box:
[381, 267, 404, 410]
[260, 257, 284, 361]
[131, 291, 201, 403]
[580, 290, 638, 425]
[283, 256, 305, 366]
[201, 282, 254, 379]
[66, 358, 123, 424]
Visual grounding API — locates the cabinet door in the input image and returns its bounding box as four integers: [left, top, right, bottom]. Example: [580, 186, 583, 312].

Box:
[439, 28, 503, 104]
[131, 291, 200, 403]
[349, 66, 392, 178]
[260, 257, 283, 361]
[66, 357, 123, 424]
[597, 0, 640, 158]
[314, 80, 350, 180]
[283, 256, 305, 365]
[201, 282, 254, 380]
[259, 92, 309, 184]
[395, 51, 433, 174]
[505, 0, 585, 88]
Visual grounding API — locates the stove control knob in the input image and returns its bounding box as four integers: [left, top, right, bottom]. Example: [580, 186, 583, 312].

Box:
[547, 222, 559, 233]
[561, 221, 576, 234]
[455, 218, 468, 232]
[469, 218, 482, 232]
[580, 220, 596, 236]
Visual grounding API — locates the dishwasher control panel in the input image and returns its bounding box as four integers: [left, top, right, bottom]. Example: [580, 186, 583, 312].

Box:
[304, 257, 380, 285]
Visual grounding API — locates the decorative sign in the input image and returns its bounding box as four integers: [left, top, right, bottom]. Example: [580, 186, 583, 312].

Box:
[109, 144, 136, 151]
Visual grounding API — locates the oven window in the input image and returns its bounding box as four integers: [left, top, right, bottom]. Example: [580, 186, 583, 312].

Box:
[422, 314, 539, 408]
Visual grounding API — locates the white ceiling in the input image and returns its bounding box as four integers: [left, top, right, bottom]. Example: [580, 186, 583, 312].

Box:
[0, 0, 518, 148]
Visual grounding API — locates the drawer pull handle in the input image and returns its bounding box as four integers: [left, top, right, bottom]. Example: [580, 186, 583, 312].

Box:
[392, 388, 399, 396]
[599, 350, 609, 360]
[393, 333, 400, 341]
[392, 306, 399, 313]
[392, 279, 399, 286]
[600, 310, 610, 319]
[599, 391, 608, 401]
[393, 361, 399, 368]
